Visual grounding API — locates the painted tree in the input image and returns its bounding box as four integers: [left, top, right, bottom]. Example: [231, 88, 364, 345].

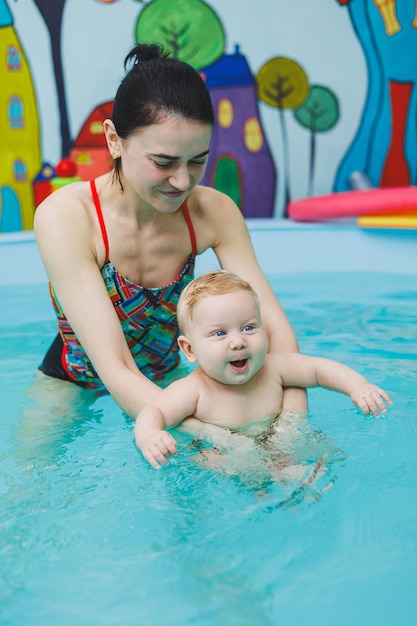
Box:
[256, 57, 308, 212]
[30, 0, 71, 158]
[134, 0, 225, 69]
[293, 85, 339, 196]
[29, 0, 134, 159]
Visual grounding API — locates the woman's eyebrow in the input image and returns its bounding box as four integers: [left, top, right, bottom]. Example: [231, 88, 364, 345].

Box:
[152, 149, 210, 160]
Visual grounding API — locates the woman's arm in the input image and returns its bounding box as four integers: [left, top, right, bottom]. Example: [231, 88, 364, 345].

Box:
[35, 187, 159, 417]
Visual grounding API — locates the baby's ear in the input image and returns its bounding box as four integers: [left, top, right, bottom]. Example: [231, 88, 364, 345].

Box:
[177, 335, 197, 363]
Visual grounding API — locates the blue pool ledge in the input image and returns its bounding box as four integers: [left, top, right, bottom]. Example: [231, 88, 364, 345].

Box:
[1, 220, 417, 286]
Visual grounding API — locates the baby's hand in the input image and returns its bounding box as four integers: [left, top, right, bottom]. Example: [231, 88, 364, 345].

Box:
[350, 383, 392, 417]
[140, 430, 177, 469]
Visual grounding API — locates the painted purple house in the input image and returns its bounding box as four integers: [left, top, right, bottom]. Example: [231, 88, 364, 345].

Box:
[200, 45, 277, 218]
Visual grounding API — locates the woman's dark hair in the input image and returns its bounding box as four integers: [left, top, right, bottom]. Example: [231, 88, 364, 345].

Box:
[111, 43, 215, 188]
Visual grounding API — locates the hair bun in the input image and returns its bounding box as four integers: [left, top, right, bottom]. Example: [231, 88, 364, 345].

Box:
[124, 43, 169, 70]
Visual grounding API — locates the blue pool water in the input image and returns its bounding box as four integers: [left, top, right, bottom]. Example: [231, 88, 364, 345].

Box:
[1, 271, 417, 626]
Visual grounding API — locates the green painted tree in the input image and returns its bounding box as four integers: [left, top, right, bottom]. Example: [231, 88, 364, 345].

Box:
[294, 85, 339, 196]
[134, 0, 225, 69]
[257, 57, 308, 212]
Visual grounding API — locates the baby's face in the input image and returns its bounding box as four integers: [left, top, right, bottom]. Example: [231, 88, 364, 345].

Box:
[185, 289, 267, 385]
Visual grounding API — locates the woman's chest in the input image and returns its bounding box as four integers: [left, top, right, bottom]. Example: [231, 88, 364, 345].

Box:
[106, 222, 193, 287]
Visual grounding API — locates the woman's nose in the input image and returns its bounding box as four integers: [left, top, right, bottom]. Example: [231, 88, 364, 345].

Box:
[169, 166, 191, 191]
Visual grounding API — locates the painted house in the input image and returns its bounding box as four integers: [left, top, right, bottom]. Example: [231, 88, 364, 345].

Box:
[0, 0, 41, 232]
[70, 101, 113, 181]
[200, 46, 276, 218]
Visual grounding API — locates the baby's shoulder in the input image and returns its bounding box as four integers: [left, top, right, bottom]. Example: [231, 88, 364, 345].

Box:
[262, 353, 290, 381]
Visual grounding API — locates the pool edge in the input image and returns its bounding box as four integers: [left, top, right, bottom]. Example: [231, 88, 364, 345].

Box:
[1, 220, 417, 285]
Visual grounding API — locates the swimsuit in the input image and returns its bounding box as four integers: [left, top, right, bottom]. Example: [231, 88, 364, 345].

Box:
[39, 179, 197, 393]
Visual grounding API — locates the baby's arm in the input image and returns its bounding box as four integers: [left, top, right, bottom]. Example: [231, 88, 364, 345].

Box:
[135, 377, 199, 468]
[276, 354, 391, 417]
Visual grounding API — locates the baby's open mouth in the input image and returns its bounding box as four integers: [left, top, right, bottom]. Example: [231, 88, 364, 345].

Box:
[230, 359, 248, 371]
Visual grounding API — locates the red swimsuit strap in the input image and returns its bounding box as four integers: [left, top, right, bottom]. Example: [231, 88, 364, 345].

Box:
[89, 181, 196, 261]
[90, 179, 110, 262]
[182, 200, 197, 256]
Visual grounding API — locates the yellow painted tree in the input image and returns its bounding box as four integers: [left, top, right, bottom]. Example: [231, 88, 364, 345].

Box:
[257, 57, 308, 212]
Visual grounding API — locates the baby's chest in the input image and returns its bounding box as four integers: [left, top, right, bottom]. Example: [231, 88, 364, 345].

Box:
[197, 385, 283, 428]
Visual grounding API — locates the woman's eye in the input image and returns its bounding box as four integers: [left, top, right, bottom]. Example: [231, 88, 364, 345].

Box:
[153, 159, 206, 168]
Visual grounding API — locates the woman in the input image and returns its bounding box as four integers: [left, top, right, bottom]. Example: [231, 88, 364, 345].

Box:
[35, 43, 306, 419]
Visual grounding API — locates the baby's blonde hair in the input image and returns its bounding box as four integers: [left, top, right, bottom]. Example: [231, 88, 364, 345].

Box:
[177, 270, 259, 333]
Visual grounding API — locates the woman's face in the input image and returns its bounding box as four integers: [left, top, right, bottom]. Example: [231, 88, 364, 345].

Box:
[119, 115, 212, 213]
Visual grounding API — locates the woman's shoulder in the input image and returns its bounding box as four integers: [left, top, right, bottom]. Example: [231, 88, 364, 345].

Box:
[34, 179, 98, 253]
[188, 185, 245, 227]
[189, 185, 237, 210]
[34, 179, 107, 269]
[35, 179, 91, 219]
[185, 186, 249, 253]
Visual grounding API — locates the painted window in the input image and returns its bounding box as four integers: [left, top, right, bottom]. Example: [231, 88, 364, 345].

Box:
[213, 157, 241, 209]
[90, 121, 104, 134]
[218, 99, 233, 128]
[244, 117, 263, 153]
[7, 45, 22, 71]
[9, 95, 24, 129]
[76, 152, 93, 164]
[13, 159, 28, 182]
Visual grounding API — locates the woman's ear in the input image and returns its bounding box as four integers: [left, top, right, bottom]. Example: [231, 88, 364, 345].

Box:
[177, 335, 197, 364]
[103, 119, 121, 159]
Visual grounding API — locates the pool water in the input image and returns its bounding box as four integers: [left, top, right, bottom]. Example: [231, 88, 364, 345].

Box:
[1, 272, 417, 626]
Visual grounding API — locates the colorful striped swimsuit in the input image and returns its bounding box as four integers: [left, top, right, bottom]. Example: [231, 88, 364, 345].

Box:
[40, 179, 197, 393]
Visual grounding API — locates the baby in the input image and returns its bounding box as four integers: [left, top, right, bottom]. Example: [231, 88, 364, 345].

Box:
[135, 270, 391, 468]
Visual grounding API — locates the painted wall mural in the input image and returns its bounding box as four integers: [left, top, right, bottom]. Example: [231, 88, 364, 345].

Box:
[200, 46, 276, 218]
[256, 56, 339, 212]
[0, 0, 416, 231]
[334, 0, 417, 191]
[0, 0, 41, 231]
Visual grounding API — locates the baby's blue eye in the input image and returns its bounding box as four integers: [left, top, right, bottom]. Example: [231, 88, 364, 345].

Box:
[214, 330, 226, 337]
[243, 325, 254, 332]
